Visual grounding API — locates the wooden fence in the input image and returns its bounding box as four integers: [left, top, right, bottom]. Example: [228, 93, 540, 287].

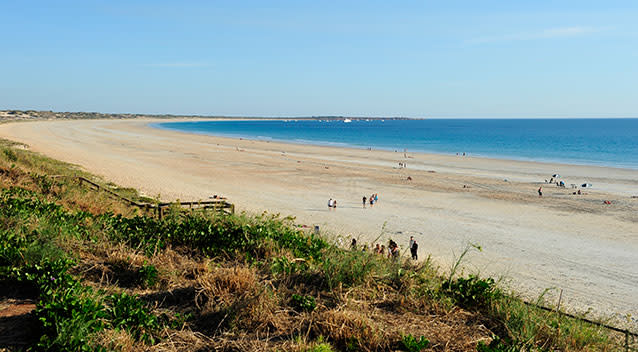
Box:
[71, 176, 234, 217]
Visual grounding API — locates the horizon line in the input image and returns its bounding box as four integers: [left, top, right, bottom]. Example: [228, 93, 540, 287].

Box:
[1, 109, 637, 120]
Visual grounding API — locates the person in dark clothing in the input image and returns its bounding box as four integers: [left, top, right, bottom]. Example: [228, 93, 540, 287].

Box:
[410, 240, 418, 260]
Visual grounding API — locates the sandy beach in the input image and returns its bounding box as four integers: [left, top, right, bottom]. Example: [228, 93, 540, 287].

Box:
[1, 119, 637, 326]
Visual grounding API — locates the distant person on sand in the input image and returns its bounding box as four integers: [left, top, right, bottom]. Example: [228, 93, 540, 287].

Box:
[333, 199, 337, 209]
[409, 236, 415, 251]
[538, 187, 543, 197]
[411, 240, 418, 260]
[374, 193, 379, 203]
[328, 198, 333, 210]
[362, 196, 367, 208]
[370, 195, 374, 207]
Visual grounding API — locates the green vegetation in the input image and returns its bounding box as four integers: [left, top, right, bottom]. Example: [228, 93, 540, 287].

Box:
[0, 138, 622, 351]
[400, 334, 430, 352]
[291, 294, 317, 312]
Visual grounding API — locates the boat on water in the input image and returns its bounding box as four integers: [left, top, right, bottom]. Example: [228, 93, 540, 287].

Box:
[343, 118, 352, 123]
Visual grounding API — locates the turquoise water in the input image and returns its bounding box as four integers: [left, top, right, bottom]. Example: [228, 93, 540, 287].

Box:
[153, 119, 638, 169]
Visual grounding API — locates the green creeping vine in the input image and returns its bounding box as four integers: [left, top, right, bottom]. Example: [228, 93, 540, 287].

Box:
[400, 334, 430, 352]
[12, 259, 161, 351]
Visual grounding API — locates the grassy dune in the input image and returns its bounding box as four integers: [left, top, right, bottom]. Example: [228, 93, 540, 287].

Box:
[0, 138, 619, 351]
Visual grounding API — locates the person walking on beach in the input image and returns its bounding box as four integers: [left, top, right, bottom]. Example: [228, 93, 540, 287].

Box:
[362, 196, 367, 208]
[374, 193, 379, 203]
[411, 240, 418, 260]
[333, 199, 337, 209]
[328, 198, 334, 210]
[538, 187, 543, 197]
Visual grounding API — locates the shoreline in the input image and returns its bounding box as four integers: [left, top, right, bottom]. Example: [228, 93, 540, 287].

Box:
[0, 118, 637, 327]
[150, 119, 638, 197]
[152, 119, 638, 173]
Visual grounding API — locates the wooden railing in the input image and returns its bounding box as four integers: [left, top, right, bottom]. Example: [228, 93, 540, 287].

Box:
[69, 176, 234, 217]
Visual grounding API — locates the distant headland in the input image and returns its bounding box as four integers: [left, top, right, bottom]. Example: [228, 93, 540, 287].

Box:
[0, 109, 414, 121]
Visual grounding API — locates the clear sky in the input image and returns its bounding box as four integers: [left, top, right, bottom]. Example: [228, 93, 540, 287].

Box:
[1, 1, 637, 117]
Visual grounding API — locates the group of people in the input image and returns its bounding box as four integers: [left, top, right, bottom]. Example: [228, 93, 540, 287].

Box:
[372, 240, 399, 259]
[547, 177, 566, 188]
[328, 193, 379, 210]
[362, 237, 418, 261]
[327, 193, 379, 210]
[362, 193, 379, 208]
[541, 175, 590, 197]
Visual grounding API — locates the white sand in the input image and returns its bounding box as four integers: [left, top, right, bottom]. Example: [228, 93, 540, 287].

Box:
[1, 119, 637, 327]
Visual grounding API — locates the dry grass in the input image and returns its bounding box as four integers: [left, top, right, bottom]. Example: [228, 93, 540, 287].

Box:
[315, 308, 388, 351]
[94, 329, 144, 352]
[72, 232, 498, 351]
[311, 299, 493, 352]
[151, 330, 214, 352]
[196, 266, 259, 308]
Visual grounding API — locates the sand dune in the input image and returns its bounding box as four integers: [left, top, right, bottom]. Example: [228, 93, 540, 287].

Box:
[1, 119, 637, 327]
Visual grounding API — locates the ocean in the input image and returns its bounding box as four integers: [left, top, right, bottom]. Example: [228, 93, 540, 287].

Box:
[152, 118, 638, 170]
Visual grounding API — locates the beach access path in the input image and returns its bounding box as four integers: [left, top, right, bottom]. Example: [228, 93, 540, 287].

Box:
[1, 118, 637, 327]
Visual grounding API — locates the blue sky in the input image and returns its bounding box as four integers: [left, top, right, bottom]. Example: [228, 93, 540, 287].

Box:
[1, 1, 637, 117]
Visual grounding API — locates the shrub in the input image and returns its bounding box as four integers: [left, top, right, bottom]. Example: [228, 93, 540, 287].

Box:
[400, 334, 430, 352]
[443, 274, 500, 310]
[291, 294, 316, 312]
[3, 148, 18, 162]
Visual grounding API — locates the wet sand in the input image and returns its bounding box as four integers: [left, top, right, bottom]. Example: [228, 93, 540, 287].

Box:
[1, 118, 637, 326]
